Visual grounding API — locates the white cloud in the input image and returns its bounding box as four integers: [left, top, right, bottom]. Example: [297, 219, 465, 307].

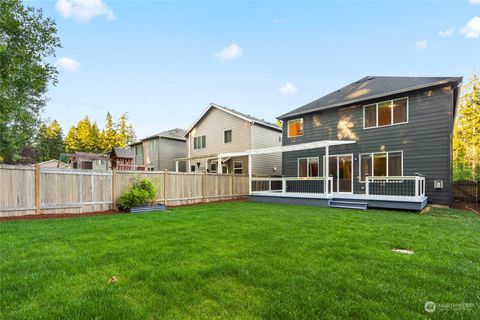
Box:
[469, 0, 480, 4]
[415, 40, 429, 50]
[439, 28, 454, 37]
[56, 57, 81, 71]
[279, 82, 297, 95]
[273, 18, 288, 24]
[214, 43, 242, 61]
[55, 0, 116, 23]
[460, 16, 480, 38]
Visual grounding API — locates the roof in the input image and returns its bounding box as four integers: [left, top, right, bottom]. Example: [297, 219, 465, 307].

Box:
[37, 159, 68, 166]
[185, 103, 282, 136]
[278, 76, 463, 119]
[111, 147, 135, 158]
[66, 152, 107, 160]
[132, 128, 187, 144]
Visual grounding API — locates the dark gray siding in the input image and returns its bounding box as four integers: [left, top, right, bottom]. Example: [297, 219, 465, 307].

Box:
[282, 85, 455, 205]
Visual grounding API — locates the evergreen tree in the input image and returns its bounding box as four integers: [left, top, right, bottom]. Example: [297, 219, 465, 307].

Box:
[65, 126, 78, 153]
[117, 113, 135, 147]
[36, 120, 64, 162]
[101, 112, 117, 151]
[453, 71, 480, 180]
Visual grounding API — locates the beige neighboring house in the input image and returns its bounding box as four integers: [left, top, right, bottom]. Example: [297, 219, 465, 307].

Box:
[130, 128, 187, 171]
[37, 159, 68, 169]
[177, 103, 282, 176]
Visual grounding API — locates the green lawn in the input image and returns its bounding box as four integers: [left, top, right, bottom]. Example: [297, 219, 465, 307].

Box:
[0, 202, 479, 319]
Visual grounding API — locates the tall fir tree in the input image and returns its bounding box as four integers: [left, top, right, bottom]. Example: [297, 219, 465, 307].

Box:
[36, 120, 64, 162]
[101, 112, 117, 151]
[453, 71, 480, 180]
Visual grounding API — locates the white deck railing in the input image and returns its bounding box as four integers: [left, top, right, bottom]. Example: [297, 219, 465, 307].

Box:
[366, 176, 426, 198]
[251, 177, 334, 197]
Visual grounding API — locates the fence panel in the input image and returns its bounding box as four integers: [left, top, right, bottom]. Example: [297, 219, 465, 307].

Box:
[0, 165, 36, 217]
[0, 166, 249, 217]
[453, 180, 479, 204]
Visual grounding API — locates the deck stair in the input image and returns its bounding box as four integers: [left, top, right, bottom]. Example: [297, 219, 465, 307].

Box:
[329, 200, 368, 210]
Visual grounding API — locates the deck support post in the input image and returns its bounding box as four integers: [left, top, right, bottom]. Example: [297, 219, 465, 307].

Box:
[248, 154, 252, 195]
[324, 145, 329, 195]
[175, 161, 179, 172]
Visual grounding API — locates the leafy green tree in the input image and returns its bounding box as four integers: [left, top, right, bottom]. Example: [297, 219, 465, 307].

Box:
[0, 0, 61, 163]
[453, 72, 480, 180]
[36, 120, 64, 162]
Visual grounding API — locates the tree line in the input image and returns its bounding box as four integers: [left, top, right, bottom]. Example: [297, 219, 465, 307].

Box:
[37, 112, 135, 163]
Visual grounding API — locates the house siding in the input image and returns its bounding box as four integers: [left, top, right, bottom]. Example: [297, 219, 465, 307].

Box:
[188, 107, 252, 158]
[282, 85, 455, 205]
[159, 138, 186, 171]
[250, 124, 283, 176]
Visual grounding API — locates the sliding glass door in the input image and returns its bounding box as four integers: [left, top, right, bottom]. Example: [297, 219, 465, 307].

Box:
[328, 155, 353, 193]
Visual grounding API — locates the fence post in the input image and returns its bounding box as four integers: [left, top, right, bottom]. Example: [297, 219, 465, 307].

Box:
[230, 174, 234, 198]
[164, 169, 168, 206]
[111, 168, 116, 210]
[35, 164, 41, 215]
[202, 171, 206, 203]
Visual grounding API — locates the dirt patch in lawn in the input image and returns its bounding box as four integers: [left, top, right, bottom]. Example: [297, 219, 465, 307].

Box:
[451, 200, 480, 216]
[0, 210, 124, 222]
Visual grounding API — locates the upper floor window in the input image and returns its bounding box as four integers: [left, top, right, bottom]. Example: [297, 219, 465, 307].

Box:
[359, 151, 402, 182]
[135, 144, 143, 156]
[298, 157, 319, 177]
[150, 139, 158, 152]
[194, 135, 206, 150]
[224, 130, 232, 143]
[288, 118, 304, 137]
[364, 97, 408, 129]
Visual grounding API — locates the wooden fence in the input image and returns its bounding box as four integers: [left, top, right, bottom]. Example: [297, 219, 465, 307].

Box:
[453, 180, 479, 204]
[0, 165, 248, 217]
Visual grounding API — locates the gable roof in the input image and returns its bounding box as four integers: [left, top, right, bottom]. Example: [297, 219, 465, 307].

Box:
[278, 76, 462, 119]
[185, 103, 281, 136]
[111, 147, 135, 158]
[130, 128, 187, 145]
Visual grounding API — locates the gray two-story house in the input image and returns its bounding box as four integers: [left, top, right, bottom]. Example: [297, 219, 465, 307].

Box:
[248, 76, 462, 210]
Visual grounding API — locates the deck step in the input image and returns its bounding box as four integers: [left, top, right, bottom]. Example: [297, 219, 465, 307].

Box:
[329, 200, 368, 210]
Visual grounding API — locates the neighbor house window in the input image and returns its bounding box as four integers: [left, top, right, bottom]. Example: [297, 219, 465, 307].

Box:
[363, 97, 408, 129]
[287, 118, 304, 137]
[210, 162, 217, 173]
[150, 139, 158, 152]
[359, 151, 403, 181]
[193, 135, 206, 149]
[233, 161, 243, 174]
[298, 157, 319, 177]
[224, 130, 232, 143]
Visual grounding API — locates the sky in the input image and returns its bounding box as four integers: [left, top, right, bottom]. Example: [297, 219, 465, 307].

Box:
[30, 0, 480, 139]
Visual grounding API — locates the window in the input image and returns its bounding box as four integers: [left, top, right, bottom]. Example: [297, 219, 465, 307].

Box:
[210, 162, 217, 173]
[287, 118, 304, 137]
[193, 135, 206, 149]
[298, 157, 319, 177]
[233, 161, 243, 174]
[135, 144, 143, 156]
[150, 139, 158, 152]
[359, 151, 403, 182]
[363, 97, 408, 129]
[224, 130, 232, 143]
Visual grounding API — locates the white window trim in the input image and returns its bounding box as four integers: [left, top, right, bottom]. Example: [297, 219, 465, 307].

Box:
[223, 129, 232, 144]
[363, 97, 409, 129]
[287, 118, 304, 138]
[233, 161, 243, 174]
[358, 150, 404, 182]
[297, 157, 320, 177]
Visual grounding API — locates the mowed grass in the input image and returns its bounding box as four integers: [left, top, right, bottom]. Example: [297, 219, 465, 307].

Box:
[0, 202, 479, 319]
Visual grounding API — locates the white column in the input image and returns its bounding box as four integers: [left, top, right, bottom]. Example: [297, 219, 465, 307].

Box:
[248, 154, 252, 195]
[205, 159, 208, 173]
[325, 145, 329, 195]
[175, 161, 179, 172]
[217, 156, 222, 174]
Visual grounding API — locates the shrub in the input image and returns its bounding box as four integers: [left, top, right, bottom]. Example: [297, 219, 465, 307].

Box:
[119, 178, 157, 209]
